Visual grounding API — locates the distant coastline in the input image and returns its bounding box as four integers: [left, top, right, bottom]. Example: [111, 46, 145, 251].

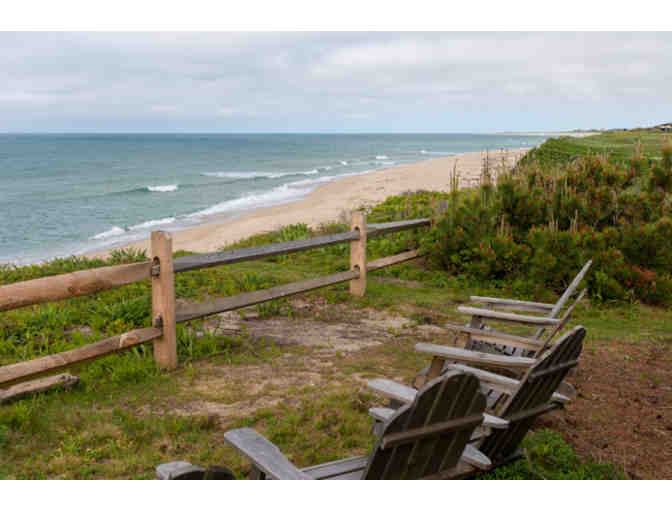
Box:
[88, 148, 530, 258]
[1, 133, 546, 265]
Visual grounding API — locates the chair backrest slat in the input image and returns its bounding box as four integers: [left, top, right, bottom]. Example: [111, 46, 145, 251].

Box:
[479, 326, 585, 461]
[363, 371, 485, 480]
[532, 260, 592, 341]
[503, 260, 590, 358]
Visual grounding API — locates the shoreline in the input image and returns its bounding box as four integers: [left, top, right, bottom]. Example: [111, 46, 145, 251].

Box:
[87, 148, 529, 258]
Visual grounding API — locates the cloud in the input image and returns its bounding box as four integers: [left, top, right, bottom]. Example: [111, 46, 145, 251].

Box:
[0, 32, 670, 132]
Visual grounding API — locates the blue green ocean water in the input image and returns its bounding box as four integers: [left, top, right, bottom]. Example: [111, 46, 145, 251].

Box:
[0, 133, 548, 264]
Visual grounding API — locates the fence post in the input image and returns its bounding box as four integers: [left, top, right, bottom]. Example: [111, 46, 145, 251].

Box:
[349, 210, 367, 297]
[151, 231, 177, 370]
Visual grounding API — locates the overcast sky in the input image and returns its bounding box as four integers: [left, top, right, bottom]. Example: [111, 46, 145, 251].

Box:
[1, 32, 671, 133]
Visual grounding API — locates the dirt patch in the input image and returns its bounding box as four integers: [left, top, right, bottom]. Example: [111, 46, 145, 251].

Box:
[201, 307, 416, 352]
[540, 340, 672, 479]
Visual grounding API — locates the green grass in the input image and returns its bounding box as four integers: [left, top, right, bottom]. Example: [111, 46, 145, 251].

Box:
[520, 130, 670, 167]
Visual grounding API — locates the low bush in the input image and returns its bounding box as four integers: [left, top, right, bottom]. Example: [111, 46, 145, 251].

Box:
[424, 145, 672, 305]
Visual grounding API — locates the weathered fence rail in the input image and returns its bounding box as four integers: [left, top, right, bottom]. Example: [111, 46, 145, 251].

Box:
[0, 213, 430, 390]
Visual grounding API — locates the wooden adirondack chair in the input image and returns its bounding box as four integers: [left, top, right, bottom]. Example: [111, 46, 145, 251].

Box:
[413, 260, 590, 392]
[223, 372, 492, 480]
[459, 260, 592, 357]
[368, 326, 586, 472]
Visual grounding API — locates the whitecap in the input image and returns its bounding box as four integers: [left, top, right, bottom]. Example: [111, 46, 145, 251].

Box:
[187, 184, 309, 218]
[202, 169, 319, 180]
[340, 161, 349, 166]
[375, 155, 388, 160]
[129, 217, 176, 230]
[147, 184, 178, 192]
[91, 226, 126, 240]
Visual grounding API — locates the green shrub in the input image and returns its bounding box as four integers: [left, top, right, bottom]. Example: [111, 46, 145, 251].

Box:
[426, 144, 672, 305]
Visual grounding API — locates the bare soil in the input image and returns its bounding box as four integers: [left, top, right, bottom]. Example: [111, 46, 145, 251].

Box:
[540, 340, 672, 479]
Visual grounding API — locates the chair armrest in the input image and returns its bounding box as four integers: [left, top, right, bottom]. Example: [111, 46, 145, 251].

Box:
[451, 363, 521, 391]
[462, 444, 492, 470]
[415, 343, 536, 370]
[450, 363, 571, 405]
[367, 378, 417, 404]
[483, 414, 509, 429]
[369, 407, 396, 422]
[469, 296, 555, 314]
[457, 306, 561, 327]
[442, 324, 546, 351]
[224, 428, 312, 480]
[551, 392, 571, 404]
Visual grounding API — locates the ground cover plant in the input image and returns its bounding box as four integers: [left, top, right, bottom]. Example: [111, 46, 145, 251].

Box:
[1, 132, 670, 479]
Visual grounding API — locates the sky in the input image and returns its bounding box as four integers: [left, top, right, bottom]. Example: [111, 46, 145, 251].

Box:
[1, 31, 671, 133]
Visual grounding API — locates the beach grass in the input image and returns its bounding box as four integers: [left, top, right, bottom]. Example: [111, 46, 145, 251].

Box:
[520, 129, 670, 167]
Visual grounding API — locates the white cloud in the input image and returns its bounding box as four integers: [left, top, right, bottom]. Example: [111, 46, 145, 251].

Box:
[0, 32, 670, 132]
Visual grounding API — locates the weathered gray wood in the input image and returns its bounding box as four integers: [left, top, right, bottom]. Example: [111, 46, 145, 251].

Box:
[458, 261, 591, 359]
[380, 414, 484, 450]
[415, 343, 536, 369]
[366, 218, 431, 238]
[479, 326, 586, 462]
[469, 296, 555, 313]
[482, 414, 509, 429]
[172, 231, 359, 273]
[456, 306, 561, 327]
[505, 402, 560, 423]
[170, 219, 429, 274]
[369, 403, 506, 432]
[301, 456, 368, 480]
[364, 372, 488, 479]
[175, 270, 359, 323]
[349, 211, 367, 297]
[367, 250, 421, 271]
[0, 327, 162, 388]
[462, 444, 492, 469]
[223, 428, 312, 480]
[549, 260, 593, 319]
[369, 407, 395, 422]
[442, 324, 546, 350]
[533, 288, 587, 358]
[151, 231, 177, 370]
[366, 378, 417, 404]
[0, 373, 79, 403]
[450, 363, 520, 391]
[226, 372, 488, 480]
[0, 261, 152, 312]
[527, 360, 578, 379]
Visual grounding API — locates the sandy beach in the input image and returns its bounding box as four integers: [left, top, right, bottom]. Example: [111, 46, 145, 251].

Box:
[92, 148, 528, 257]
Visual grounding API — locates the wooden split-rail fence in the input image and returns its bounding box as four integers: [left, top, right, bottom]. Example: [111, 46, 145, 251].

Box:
[0, 213, 430, 390]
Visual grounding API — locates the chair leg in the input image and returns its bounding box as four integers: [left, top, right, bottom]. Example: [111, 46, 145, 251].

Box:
[250, 465, 267, 480]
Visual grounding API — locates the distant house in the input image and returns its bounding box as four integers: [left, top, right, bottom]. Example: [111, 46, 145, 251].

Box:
[655, 123, 672, 132]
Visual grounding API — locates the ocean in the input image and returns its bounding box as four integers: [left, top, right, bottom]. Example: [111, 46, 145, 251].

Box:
[0, 133, 548, 265]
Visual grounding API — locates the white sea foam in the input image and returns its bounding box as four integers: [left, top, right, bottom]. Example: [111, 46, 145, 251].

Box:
[340, 161, 349, 166]
[129, 217, 176, 230]
[188, 184, 309, 218]
[202, 169, 319, 180]
[419, 150, 456, 156]
[147, 184, 178, 192]
[91, 226, 126, 240]
[375, 155, 388, 160]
